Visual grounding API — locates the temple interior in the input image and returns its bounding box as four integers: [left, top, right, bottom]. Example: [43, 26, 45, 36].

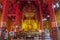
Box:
[0, 0, 60, 40]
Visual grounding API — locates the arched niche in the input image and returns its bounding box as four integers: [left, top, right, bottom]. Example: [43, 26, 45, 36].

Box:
[21, 3, 39, 31]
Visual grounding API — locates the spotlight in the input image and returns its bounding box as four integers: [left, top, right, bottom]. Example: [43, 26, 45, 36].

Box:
[47, 15, 50, 18]
[15, 25, 18, 28]
[56, 3, 59, 7]
[53, 3, 60, 8]
[43, 18, 47, 21]
[53, 5, 56, 8]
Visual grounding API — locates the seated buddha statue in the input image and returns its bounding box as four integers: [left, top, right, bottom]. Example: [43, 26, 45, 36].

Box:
[22, 12, 38, 31]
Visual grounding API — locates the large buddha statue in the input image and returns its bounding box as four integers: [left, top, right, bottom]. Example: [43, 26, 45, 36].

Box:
[22, 12, 38, 31]
[22, 4, 38, 31]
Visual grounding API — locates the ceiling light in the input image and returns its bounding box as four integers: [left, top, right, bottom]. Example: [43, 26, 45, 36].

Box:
[47, 15, 50, 18]
[43, 18, 47, 21]
[53, 5, 56, 8]
[56, 3, 59, 7]
[15, 25, 18, 28]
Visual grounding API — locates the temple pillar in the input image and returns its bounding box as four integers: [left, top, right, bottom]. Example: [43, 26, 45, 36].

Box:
[37, 1, 44, 40]
[1, 0, 7, 27]
[15, 3, 19, 25]
[47, 0, 58, 40]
